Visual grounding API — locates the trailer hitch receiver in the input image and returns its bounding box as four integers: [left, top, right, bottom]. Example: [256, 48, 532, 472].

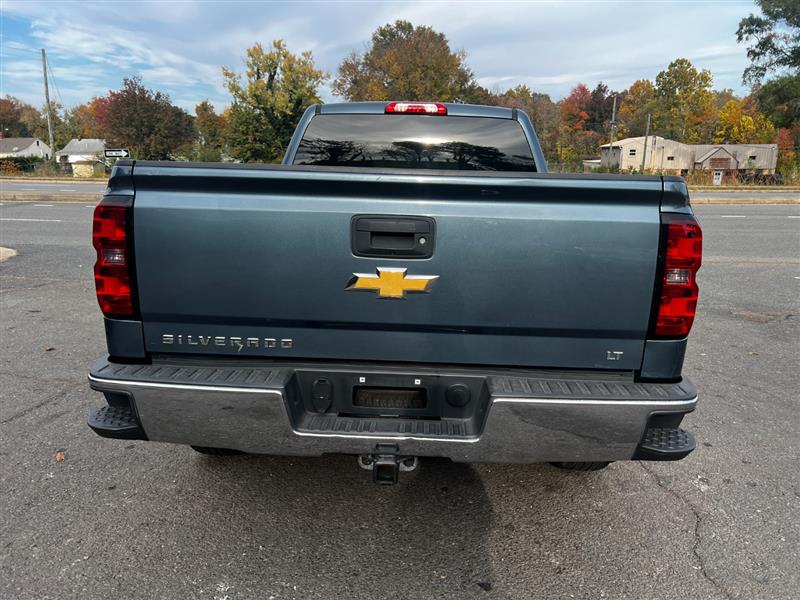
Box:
[358, 444, 418, 485]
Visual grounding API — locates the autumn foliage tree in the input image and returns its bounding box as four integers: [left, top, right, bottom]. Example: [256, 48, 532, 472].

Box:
[333, 20, 490, 103]
[192, 100, 227, 161]
[714, 98, 776, 143]
[103, 77, 195, 160]
[223, 41, 327, 163]
[496, 85, 560, 163]
[617, 79, 655, 138]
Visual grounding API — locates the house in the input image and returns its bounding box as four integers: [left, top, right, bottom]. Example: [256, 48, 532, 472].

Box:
[55, 138, 106, 177]
[0, 137, 52, 159]
[599, 137, 778, 175]
[691, 144, 778, 173]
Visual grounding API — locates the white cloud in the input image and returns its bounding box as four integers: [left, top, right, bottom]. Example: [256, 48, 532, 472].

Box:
[2, 0, 755, 112]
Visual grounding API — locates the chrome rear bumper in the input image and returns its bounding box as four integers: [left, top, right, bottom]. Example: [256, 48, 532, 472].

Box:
[88, 357, 697, 463]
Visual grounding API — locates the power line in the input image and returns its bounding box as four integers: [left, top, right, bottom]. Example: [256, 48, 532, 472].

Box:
[44, 53, 65, 108]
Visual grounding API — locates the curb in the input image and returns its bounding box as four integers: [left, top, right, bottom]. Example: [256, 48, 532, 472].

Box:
[0, 177, 107, 185]
[689, 187, 800, 193]
[1, 192, 101, 203]
[691, 196, 799, 205]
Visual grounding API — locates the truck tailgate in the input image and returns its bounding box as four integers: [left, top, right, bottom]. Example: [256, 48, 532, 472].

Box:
[132, 164, 663, 370]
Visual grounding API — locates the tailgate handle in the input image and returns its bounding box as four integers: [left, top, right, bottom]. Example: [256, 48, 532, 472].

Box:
[352, 215, 435, 259]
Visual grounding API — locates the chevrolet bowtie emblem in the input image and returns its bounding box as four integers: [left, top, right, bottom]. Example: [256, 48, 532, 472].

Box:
[347, 267, 439, 299]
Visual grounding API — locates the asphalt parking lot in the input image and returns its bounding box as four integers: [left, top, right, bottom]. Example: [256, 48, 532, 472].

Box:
[1, 201, 798, 599]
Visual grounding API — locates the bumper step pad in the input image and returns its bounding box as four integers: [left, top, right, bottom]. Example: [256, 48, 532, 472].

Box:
[87, 405, 146, 440]
[634, 427, 695, 461]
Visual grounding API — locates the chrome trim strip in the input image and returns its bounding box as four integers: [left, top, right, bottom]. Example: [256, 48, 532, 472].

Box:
[88, 374, 283, 396]
[291, 430, 480, 443]
[494, 396, 698, 407]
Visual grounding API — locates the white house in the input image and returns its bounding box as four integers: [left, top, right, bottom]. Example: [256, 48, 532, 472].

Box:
[599, 136, 778, 174]
[0, 137, 52, 159]
[55, 138, 106, 177]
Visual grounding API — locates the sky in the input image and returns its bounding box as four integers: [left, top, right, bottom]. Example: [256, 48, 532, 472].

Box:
[1, 0, 760, 115]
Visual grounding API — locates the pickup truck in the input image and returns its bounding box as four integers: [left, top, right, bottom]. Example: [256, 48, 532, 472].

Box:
[87, 101, 702, 484]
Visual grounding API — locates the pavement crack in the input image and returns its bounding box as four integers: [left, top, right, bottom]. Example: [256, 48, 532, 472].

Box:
[0, 381, 84, 425]
[639, 462, 733, 600]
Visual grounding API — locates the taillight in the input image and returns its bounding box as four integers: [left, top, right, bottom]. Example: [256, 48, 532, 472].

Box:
[93, 196, 136, 318]
[385, 102, 447, 115]
[654, 213, 702, 338]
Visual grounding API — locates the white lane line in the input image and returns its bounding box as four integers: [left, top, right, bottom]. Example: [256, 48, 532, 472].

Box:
[720, 215, 747, 218]
[59, 189, 76, 191]
[21, 188, 38, 191]
[85, 205, 96, 208]
[788, 215, 800, 219]
[33, 204, 54, 207]
[0, 218, 62, 222]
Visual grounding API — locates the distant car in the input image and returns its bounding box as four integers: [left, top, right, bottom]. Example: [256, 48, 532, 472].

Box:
[87, 102, 702, 484]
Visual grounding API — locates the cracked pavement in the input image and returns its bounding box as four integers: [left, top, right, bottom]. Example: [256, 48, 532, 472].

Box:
[1, 202, 799, 599]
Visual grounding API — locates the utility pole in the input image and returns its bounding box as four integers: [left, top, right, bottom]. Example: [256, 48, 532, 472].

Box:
[609, 95, 617, 147]
[641, 113, 651, 172]
[41, 48, 55, 160]
[607, 95, 617, 168]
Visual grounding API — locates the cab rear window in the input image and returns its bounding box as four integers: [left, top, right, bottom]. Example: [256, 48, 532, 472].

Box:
[293, 114, 536, 171]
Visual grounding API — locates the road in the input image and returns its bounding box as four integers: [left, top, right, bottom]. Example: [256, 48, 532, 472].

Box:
[1, 202, 798, 599]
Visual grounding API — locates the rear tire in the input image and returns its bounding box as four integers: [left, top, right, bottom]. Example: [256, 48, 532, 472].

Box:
[550, 461, 611, 471]
[191, 446, 244, 456]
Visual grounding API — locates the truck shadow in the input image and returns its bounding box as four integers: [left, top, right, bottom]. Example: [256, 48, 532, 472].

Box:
[185, 452, 510, 599]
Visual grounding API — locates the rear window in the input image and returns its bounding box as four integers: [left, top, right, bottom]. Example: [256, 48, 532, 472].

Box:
[292, 114, 536, 171]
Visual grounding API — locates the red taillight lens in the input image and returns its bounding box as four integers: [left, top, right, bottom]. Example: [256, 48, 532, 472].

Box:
[654, 213, 702, 337]
[93, 197, 135, 318]
[385, 102, 447, 115]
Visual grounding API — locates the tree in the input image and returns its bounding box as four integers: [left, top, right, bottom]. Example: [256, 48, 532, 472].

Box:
[617, 79, 655, 138]
[0, 96, 34, 137]
[556, 84, 600, 164]
[776, 126, 799, 177]
[755, 74, 800, 128]
[559, 84, 591, 130]
[653, 59, 716, 142]
[496, 85, 560, 163]
[737, 0, 800, 85]
[223, 40, 326, 163]
[192, 100, 227, 161]
[585, 82, 621, 135]
[332, 20, 488, 102]
[62, 97, 111, 141]
[713, 98, 776, 143]
[103, 77, 195, 160]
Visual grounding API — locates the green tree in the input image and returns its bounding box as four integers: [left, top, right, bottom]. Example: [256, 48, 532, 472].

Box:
[223, 41, 326, 163]
[755, 74, 800, 128]
[332, 20, 489, 103]
[653, 59, 716, 142]
[103, 77, 195, 160]
[191, 100, 227, 162]
[737, 0, 800, 85]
